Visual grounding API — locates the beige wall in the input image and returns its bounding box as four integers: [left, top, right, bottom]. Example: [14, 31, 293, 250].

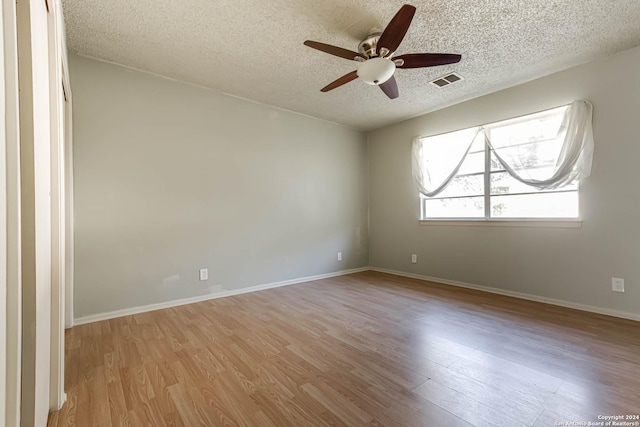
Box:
[70, 55, 369, 319]
[368, 45, 640, 316]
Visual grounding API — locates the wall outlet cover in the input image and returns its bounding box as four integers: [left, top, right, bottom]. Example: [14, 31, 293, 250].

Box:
[612, 277, 624, 293]
[199, 268, 208, 281]
[411, 254, 418, 264]
[337, 252, 342, 261]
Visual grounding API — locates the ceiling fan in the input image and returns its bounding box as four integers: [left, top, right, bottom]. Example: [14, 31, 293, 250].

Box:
[304, 4, 461, 99]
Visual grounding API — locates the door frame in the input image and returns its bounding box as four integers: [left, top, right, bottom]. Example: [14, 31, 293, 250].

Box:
[48, 0, 69, 411]
[2, 0, 22, 425]
[63, 72, 73, 331]
[62, 41, 73, 332]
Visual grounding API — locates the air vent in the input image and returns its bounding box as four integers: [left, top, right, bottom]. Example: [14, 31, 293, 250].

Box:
[430, 72, 464, 88]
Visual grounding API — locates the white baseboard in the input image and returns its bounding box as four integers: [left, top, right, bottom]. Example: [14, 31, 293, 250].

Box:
[74, 267, 370, 325]
[49, 392, 66, 413]
[370, 267, 640, 322]
[74, 266, 640, 325]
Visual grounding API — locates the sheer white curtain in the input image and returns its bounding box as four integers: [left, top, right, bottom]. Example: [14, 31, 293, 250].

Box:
[487, 100, 594, 189]
[412, 100, 594, 196]
[412, 127, 481, 197]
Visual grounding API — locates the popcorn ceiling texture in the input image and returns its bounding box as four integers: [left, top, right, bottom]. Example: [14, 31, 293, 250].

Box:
[62, 0, 640, 130]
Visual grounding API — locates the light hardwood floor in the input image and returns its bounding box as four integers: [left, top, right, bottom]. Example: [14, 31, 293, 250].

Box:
[48, 271, 640, 427]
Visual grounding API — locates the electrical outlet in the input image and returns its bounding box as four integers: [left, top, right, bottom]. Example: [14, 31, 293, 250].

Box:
[411, 254, 418, 264]
[612, 277, 625, 293]
[199, 268, 208, 281]
[337, 252, 342, 261]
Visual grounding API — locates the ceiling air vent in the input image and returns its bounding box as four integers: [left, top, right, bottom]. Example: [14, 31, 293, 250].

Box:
[430, 72, 464, 88]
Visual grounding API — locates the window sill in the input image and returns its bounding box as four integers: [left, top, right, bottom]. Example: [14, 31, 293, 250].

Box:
[419, 219, 582, 228]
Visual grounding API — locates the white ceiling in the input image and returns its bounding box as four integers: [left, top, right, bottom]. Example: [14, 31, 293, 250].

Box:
[62, 0, 640, 131]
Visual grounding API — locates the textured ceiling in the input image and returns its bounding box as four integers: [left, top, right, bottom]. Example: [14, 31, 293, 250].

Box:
[62, 0, 640, 130]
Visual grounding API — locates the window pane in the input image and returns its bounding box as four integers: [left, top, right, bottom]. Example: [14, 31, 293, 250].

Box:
[424, 196, 484, 218]
[457, 152, 485, 175]
[490, 151, 503, 171]
[488, 107, 567, 149]
[419, 128, 480, 190]
[490, 192, 578, 218]
[468, 134, 485, 153]
[436, 174, 484, 198]
[418, 105, 579, 221]
[490, 172, 577, 195]
[491, 140, 562, 174]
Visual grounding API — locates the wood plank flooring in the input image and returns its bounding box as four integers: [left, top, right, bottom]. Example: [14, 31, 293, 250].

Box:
[48, 271, 640, 426]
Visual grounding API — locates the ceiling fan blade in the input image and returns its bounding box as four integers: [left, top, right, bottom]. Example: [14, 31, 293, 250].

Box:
[321, 71, 359, 92]
[379, 76, 399, 99]
[304, 40, 365, 61]
[394, 53, 462, 68]
[377, 4, 416, 56]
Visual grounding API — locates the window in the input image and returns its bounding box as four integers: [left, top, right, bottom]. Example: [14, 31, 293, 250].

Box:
[418, 106, 581, 220]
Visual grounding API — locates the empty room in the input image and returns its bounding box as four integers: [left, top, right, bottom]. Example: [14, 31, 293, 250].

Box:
[2, 0, 640, 426]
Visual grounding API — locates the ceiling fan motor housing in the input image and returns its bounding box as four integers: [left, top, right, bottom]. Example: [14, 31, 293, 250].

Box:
[358, 32, 383, 58]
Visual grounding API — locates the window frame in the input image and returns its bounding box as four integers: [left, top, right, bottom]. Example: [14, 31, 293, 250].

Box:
[418, 107, 581, 225]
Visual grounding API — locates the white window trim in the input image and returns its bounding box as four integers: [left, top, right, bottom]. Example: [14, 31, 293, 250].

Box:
[419, 218, 582, 228]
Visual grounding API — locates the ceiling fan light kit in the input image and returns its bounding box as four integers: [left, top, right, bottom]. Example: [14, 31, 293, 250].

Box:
[357, 57, 396, 85]
[303, 4, 462, 100]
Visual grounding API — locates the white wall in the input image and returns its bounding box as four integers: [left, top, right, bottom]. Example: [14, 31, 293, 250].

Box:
[368, 45, 640, 317]
[70, 55, 369, 319]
